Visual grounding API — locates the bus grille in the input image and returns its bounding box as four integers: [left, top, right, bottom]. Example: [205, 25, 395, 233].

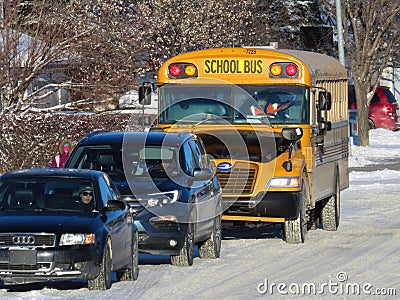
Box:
[217, 166, 257, 195]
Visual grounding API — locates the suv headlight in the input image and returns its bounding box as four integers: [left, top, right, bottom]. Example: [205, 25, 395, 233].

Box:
[60, 233, 95, 246]
[141, 190, 180, 208]
[266, 177, 300, 188]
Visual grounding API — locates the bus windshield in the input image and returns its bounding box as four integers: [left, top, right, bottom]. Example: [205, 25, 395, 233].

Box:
[158, 84, 310, 125]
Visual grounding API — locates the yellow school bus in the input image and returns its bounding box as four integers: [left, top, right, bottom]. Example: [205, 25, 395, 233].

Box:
[140, 47, 349, 243]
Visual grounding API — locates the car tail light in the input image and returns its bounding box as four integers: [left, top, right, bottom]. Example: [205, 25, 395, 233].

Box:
[383, 104, 394, 115]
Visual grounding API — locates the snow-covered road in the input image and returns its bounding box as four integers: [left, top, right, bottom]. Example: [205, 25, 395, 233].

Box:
[1, 129, 399, 299]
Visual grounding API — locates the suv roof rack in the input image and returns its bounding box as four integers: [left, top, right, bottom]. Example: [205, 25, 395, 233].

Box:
[85, 129, 110, 138]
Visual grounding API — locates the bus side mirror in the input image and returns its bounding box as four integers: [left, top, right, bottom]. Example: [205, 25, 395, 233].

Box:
[281, 127, 303, 172]
[281, 127, 303, 142]
[318, 91, 332, 111]
[139, 115, 153, 127]
[318, 120, 332, 132]
[139, 86, 152, 105]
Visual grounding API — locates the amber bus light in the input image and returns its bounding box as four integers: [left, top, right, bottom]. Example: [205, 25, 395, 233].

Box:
[270, 64, 282, 76]
[184, 65, 197, 77]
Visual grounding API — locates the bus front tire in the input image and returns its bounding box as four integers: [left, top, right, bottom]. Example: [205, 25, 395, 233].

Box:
[284, 179, 309, 244]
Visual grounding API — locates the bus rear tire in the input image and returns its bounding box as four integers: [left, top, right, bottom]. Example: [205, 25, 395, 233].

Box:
[284, 178, 309, 244]
[320, 173, 340, 231]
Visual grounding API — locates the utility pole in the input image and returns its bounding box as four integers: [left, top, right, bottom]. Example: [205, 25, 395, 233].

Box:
[336, 0, 345, 66]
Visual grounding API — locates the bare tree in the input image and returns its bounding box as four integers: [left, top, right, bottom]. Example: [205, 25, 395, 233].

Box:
[0, 0, 330, 114]
[339, 0, 399, 146]
[0, 0, 99, 114]
[70, 1, 150, 102]
[135, 0, 273, 67]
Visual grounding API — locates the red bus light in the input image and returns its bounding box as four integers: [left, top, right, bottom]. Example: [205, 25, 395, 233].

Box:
[285, 64, 297, 76]
[169, 64, 182, 77]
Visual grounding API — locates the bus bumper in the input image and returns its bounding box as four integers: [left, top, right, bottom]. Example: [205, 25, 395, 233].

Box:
[222, 191, 301, 221]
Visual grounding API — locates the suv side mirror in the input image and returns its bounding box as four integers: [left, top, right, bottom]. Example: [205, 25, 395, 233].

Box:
[192, 168, 213, 181]
[139, 86, 152, 105]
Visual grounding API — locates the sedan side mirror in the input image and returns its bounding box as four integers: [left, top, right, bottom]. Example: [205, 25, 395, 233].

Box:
[105, 199, 126, 211]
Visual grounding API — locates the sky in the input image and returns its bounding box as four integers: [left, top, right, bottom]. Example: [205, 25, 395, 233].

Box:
[0, 128, 399, 299]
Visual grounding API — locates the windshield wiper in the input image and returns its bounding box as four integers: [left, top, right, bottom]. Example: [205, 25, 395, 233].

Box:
[192, 115, 226, 128]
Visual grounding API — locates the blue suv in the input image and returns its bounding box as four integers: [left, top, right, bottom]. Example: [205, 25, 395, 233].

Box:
[65, 130, 222, 266]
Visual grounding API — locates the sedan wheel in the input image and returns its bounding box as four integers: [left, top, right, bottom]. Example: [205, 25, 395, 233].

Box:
[88, 240, 112, 290]
[116, 230, 139, 281]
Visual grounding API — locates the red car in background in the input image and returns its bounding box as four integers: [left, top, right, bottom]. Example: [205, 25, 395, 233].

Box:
[348, 85, 400, 130]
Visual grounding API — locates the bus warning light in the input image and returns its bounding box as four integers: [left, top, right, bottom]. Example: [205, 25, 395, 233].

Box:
[286, 63, 298, 76]
[185, 65, 197, 77]
[168, 63, 197, 78]
[169, 64, 182, 77]
[270, 64, 282, 76]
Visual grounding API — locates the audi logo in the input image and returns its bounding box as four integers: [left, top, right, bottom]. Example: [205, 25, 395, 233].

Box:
[12, 235, 36, 245]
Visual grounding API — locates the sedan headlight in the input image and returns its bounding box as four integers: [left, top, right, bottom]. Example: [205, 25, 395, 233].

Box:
[59, 233, 95, 246]
[266, 177, 300, 188]
[141, 190, 180, 208]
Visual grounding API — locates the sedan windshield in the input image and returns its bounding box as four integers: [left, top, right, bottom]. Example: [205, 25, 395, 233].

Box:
[0, 178, 97, 211]
[158, 84, 309, 125]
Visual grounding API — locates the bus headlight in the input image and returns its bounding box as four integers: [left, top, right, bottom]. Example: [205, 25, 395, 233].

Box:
[266, 177, 300, 188]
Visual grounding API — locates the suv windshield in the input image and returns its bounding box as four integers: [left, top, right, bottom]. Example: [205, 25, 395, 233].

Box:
[66, 143, 181, 182]
[158, 84, 309, 124]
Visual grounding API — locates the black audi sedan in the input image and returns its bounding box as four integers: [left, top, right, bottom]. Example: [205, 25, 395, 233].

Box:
[0, 168, 139, 290]
[65, 130, 222, 267]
